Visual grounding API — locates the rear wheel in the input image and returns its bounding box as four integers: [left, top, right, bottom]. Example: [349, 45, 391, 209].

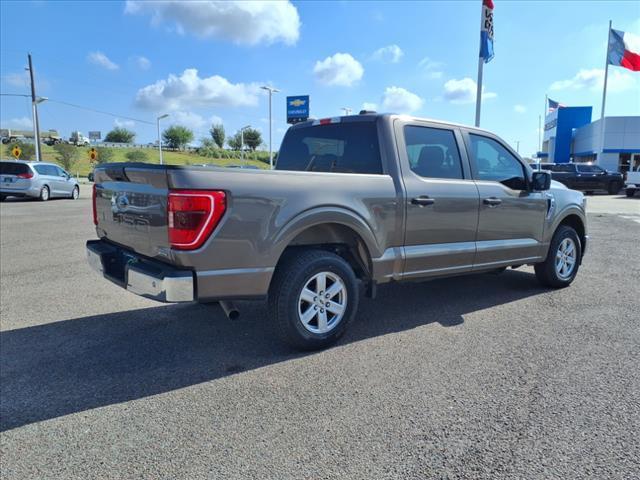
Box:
[0, 195, 6, 202]
[39, 186, 50, 202]
[608, 181, 621, 195]
[626, 189, 636, 198]
[70, 186, 79, 200]
[534, 225, 581, 288]
[269, 249, 359, 350]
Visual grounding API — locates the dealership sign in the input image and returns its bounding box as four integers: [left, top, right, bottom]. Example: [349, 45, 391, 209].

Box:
[287, 95, 309, 124]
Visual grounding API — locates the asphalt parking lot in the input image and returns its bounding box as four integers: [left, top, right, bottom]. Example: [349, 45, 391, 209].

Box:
[1, 191, 639, 479]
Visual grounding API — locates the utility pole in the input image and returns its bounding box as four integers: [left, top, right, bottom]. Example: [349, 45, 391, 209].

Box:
[157, 114, 169, 164]
[515, 140, 520, 154]
[27, 53, 42, 161]
[261, 86, 279, 170]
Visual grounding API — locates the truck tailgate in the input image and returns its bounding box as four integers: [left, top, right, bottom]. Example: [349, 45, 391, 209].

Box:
[94, 164, 171, 259]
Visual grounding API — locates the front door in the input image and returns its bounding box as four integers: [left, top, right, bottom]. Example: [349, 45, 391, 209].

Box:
[463, 132, 547, 269]
[396, 121, 480, 279]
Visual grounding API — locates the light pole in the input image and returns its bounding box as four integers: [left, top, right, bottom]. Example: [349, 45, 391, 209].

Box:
[261, 86, 279, 169]
[157, 114, 169, 164]
[341, 107, 352, 116]
[515, 140, 521, 154]
[240, 125, 251, 166]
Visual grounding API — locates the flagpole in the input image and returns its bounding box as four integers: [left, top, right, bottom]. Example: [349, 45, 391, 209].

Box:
[599, 20, 612, 162]
[474, 0, 484, 127]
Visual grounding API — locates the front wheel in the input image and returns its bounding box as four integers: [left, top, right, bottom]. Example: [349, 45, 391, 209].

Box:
[608, 181, 621, 195]
[626, 189, 636, 198]
[269, 249, 359, 350]
[534, 225, 581, 288]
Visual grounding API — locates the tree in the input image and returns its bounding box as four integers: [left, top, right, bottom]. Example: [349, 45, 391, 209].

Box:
[104, 127, 136, 143]
[227, 131, 242, 150]
[162, 125, 193, 150]
[125, 150, 148, 162]
[210, 123, 225, 149]
[6, 141, 35, 160]
[53, 143, 78, 171]
[95, 147, 115, 164]
[243, 128, 262, 151]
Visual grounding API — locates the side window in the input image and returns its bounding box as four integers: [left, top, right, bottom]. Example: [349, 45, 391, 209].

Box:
[55, 166, 67, 177]
[404, 126, 464, 179]
[469, 134, 527, 190]
[33, 165, 47, 175]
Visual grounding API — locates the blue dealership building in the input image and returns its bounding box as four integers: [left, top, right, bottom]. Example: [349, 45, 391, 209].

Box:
[539, 107, 640, 174]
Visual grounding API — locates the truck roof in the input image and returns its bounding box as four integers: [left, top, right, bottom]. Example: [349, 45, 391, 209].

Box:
[290, 112, 496, 136]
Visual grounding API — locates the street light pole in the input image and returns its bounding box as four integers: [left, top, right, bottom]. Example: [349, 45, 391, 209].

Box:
[157, 114, 169, 164]
[261, 86, 280, 169]
[27, 53, 43, 161]
[341, 107, 352, 116]
[240, 125, 251, 166]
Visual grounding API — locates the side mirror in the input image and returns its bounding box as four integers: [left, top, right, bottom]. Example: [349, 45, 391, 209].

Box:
[532, 171, 551, 191]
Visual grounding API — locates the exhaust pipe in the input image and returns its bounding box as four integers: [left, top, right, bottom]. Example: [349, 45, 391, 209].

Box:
[220, 301, 240, 320]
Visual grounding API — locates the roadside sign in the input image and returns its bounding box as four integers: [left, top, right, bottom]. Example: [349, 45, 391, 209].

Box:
[11, 146, 21, 159]
[89, 147, 98, 162]
[287, 95, 309, 124]
[88, 131, 101, 140]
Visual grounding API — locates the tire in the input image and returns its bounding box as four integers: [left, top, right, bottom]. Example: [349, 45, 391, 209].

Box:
[608, 181, 621, 195]
[534, 225, 581, 288]
[626, 189, 636, 198]
[0, 195, 6, 201]
[269, 249, 359, 350]
[70, 186, 79, 200]
[39, 185, 50, 202]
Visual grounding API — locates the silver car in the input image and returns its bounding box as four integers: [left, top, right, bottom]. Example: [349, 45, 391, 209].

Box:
[0, 160, 79, 201]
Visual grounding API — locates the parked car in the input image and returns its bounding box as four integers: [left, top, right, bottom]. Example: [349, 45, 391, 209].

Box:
[0, 160, 79, 201]
[87, 113, 587, 350]
[543, 162, 623, 194]
[625, 168, 640, 197]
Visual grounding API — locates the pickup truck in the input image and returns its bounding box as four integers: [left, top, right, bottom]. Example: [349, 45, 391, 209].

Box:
[87, 114, 588, 350]
[537, 162, 623, 194]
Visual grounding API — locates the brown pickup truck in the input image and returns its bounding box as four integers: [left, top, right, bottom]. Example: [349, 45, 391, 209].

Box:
[87, 113, 587, 349]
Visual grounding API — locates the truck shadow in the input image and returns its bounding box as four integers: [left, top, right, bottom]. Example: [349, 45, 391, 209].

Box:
[1, 270, 545, 431]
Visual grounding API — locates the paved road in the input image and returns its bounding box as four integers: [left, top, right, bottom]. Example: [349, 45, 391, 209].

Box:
[1, 193, 638, 479]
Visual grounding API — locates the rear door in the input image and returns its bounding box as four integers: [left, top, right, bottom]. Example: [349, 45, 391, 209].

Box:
[395, 120, 479, 278]
[462, 131, 547, 268]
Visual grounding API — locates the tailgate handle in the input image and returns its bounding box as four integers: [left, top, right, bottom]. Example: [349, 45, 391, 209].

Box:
[411, 196, 435, 206]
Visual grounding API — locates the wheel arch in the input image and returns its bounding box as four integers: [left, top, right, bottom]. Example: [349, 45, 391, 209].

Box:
[555, 213, 586, 259]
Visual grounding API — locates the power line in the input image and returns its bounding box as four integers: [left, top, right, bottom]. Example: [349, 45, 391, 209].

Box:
[45, 99, 154, 125]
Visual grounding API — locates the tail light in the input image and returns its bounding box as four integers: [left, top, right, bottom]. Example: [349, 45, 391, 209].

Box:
[92, 184, 98, 225]
[17, 172, 34, 179]
[168, 190, 226, 250]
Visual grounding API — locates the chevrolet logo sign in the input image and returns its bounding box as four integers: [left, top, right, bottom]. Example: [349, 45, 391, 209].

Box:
[289, 99, 306, 107]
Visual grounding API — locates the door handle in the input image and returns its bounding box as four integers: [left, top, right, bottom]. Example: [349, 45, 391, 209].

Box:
[411, 196, 435, 206]
[483, 197, 502, 206]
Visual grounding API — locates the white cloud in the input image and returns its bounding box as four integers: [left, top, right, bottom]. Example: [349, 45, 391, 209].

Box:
[550, 68, 636, 93]
[362, 102, 378, 111]
[125, 0, 300, 46]
[371, 44, 404, 63]
[313, 53, 364, 87]
[133, 55, 151, 70]
[87, 51, 119, 70]
[135, 68, 260, 110]
[382, 86, 424, 113]
[418, 57, 444, 79]
[3, 72, 30, 88]
[443, 77, 496, 104]
[114, 118, 136, 128]
[2, 117, 32, 129]
[171, 111, 207, 130]
[514, 104, 527, 114]
[209, 115, 223, 126]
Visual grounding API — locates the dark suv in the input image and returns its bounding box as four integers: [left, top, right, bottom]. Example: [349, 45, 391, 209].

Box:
[543, 163, 623, 194]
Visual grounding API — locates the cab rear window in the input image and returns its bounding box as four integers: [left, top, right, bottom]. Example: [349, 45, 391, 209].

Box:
[276, 122, 383, 174]
[0, 162, 31, 175]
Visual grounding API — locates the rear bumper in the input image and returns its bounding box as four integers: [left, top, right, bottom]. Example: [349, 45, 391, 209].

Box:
[86, 240, 194, 302]
[0, 186, 40, 198]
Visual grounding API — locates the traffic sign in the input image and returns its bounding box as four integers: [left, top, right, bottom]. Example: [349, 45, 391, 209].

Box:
[287, 95, 309, 124]
[89, 147, 98, 162]
[11, 146, 21, 159]
[88, 131, 101, 140]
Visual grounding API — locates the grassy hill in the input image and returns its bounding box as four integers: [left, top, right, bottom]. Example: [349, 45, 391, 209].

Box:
[7, 144, 270, 176]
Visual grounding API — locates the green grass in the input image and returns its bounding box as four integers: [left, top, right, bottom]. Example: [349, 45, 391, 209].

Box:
[34, 145, 269, 177]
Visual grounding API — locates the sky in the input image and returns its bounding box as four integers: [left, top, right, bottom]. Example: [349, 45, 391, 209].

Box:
[1, 0, 639, 157]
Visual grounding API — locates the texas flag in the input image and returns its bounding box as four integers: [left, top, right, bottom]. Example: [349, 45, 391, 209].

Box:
[479, 0, 494, 63]
[608, 29, 640, 71]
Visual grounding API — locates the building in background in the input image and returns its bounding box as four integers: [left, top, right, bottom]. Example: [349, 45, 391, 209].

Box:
[538, 106, 640, 174]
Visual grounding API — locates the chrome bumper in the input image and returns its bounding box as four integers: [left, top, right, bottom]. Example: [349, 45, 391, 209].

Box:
[86, 240, 194, 302]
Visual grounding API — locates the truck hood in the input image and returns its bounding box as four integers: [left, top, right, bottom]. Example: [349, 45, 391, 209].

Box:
[550, 180, 568, 190]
